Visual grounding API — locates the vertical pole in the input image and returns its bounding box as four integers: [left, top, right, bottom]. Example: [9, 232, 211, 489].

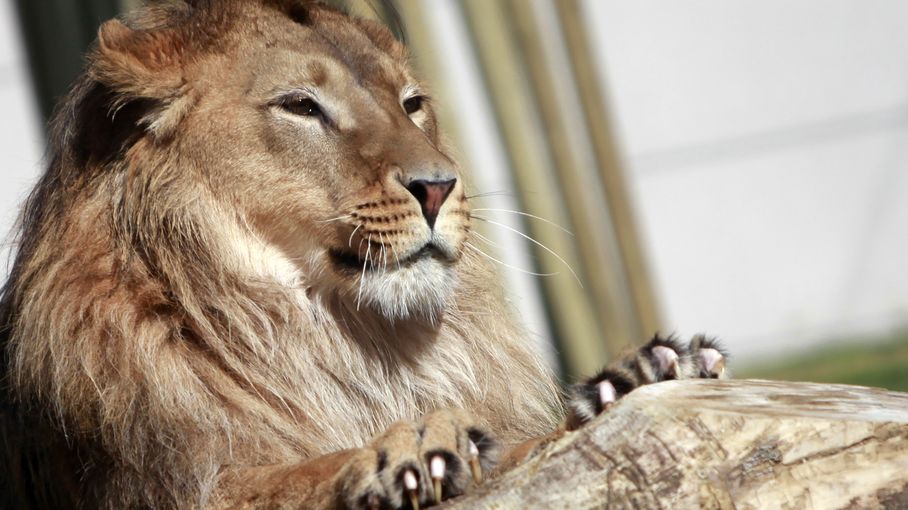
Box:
[459, 0, 608, 377]
[554, 0, 663, 338]
[508, 0, 643, 356]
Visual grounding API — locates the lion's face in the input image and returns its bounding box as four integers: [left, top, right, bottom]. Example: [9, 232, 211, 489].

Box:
[164, 5, 470, 318]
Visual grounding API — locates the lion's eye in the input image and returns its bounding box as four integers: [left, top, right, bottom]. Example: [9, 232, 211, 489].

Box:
[279, 96, 323, 118]
[403, 95, 424, 115]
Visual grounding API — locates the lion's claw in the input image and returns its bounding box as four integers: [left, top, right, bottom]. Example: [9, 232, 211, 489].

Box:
[597, 380, 617, 408]
[467, 440, 482, 484]
[402, 469, 420, 509]
[339, 410, 496, 509]
[429, 455, 445, 503]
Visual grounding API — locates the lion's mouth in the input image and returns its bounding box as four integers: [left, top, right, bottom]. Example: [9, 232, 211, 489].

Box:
[329, 243, 447, 272]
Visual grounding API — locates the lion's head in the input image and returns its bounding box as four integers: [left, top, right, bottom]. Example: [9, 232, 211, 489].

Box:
[94, 0, 469, 320]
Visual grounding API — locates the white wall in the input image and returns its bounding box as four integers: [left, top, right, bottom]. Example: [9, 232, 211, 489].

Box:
[0, 0, 43, 273]
[582, 0, 908, 359]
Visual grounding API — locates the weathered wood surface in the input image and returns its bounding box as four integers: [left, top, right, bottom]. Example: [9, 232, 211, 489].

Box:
[445, 379, 908, 509]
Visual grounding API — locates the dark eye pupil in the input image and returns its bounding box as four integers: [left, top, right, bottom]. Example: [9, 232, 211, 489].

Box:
[403, 96, 423, 115]
[282, 97, 321, 117]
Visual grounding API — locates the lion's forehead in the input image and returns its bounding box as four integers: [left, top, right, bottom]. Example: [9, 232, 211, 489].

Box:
[223, 4, 411, 95]
[241, 49, 404, 101]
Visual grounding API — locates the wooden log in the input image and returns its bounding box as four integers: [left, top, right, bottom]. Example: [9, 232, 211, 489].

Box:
[444, 379, 908, 509]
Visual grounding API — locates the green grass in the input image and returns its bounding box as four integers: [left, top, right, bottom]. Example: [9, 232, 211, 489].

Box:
[737, 331, 908, 392]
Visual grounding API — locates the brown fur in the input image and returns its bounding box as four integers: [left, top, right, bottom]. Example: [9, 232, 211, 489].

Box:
[0, 1, 561, 508]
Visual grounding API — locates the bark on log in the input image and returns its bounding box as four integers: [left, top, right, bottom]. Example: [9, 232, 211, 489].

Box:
[445, 379, 908, 509]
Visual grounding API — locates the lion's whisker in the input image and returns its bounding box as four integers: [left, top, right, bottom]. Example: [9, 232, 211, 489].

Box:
[357, 234, 368, 260]
[317, 214, 353, 224]
[464, 242, 559, 278]
[471, 215, 582, 287]
[470, 208, 573, 236]
[388, 238, 402, 271]
[356, 234, 372, 310]
[377, 233, 389, 275]
[464, 190, 512, 200]
[376, 233, 384, 275]
[470, 230, 498, 249]
[348, 224, 363, 248]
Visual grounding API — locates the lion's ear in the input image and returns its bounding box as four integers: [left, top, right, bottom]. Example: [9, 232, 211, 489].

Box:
[93, 19, 196, 139]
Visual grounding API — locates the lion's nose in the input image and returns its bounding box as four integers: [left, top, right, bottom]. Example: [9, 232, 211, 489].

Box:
[405, 178, 457, 229]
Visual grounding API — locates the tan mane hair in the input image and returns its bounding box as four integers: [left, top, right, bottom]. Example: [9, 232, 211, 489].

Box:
[0, 1, 561, 507]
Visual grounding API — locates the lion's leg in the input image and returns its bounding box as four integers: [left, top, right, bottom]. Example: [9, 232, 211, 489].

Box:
[491, 335, 730, 474]
[215, 409, 497, 509]
[213, 450, 355, 509]
[564, 334, 729, 429]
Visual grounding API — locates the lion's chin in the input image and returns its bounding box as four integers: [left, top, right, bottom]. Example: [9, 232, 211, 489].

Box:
[349, 256, 458, 321]
[329, 242, 453, 271]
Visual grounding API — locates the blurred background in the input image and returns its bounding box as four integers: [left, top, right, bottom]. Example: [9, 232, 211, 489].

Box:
[2, 0, 907, 388]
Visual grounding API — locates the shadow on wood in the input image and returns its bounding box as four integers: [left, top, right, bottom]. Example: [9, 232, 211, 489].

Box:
[444, 379, 908, 509]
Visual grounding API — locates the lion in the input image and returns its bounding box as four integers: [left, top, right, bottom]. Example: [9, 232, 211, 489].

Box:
[0, 1, 728, 508]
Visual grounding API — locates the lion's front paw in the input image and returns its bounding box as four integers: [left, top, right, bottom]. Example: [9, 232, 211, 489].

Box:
[337, 409, 496, 510]
[566, 334, 729, 428]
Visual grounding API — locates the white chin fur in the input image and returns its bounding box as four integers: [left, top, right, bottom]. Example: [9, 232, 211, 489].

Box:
[355, 257, 457, 320]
